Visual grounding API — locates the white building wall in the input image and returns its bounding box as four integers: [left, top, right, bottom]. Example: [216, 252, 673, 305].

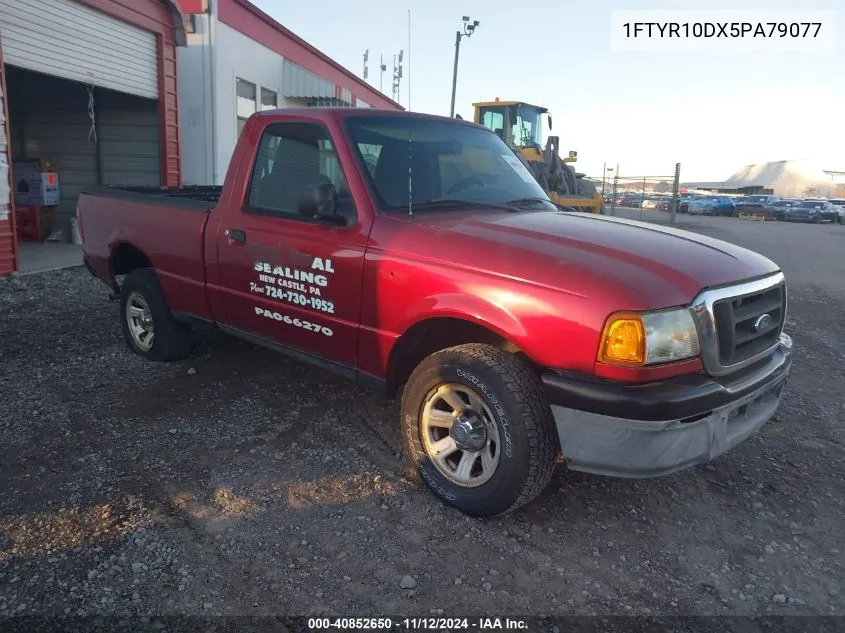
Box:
[178, 11, 394, 186]
[213, 21, 286, 185]
[178, 15, 287, 186]
[177, 17, 214, 186]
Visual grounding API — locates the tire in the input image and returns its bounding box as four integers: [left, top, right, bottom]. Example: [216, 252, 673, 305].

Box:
[119, 268, 192, 362]
[575, 178, 597, 198]
[400, 343, 557, 517]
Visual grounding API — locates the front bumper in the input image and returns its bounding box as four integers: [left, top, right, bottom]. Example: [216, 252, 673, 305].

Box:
[542, 333, 793, 478]
[784, 213, 818, 222]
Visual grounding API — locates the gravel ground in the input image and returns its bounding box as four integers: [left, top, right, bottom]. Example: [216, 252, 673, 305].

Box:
[1, 215, 844, 623]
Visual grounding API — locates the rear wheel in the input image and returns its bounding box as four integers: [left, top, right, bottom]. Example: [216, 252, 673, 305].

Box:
[401, 344, 558, 517]
[120, 268, 192, 361]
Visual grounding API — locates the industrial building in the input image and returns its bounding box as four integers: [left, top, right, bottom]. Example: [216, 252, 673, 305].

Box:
[0, 0, 401, 276]
[0, 0, 186, 276]
[176, 0, 402, 186]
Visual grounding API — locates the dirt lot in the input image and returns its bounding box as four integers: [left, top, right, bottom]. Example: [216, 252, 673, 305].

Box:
[1, 214, 844, 622]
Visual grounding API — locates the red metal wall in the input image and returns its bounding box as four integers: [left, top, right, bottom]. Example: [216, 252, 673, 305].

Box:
[218, 0, 403, 111]
[0, 0, 182, 276]
[0, 43, 19, 276]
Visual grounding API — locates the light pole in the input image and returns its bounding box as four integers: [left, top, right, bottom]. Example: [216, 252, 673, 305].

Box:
[449, 16, 479, 118]
[601, 165, 614, 205]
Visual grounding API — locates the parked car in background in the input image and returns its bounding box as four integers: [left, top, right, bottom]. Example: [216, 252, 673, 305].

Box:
[678, 193, 702, 214]
[765, 199, 801, 221]
[829, 199, 845, 224]
[784, 200, 838, 223]
[735, 194, 779, 216]
[642, 196, 670, 210]
[678, 199, 689, 213]
[619, 193, 643, 208]
[687, 195, 736, 216]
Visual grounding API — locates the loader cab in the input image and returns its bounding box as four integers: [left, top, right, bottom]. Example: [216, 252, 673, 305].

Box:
[474, 100, 549, 148]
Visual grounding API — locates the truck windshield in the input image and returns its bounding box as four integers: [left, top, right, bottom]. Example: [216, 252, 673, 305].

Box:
[345, 115, 554, 213]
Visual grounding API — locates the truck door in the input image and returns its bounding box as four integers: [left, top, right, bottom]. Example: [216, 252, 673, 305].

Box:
[214, 120, 368, 369]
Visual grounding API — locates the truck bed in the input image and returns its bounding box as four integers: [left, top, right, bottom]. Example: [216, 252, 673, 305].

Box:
[78, 185, 217, 321]
[82, 185, 223, 212]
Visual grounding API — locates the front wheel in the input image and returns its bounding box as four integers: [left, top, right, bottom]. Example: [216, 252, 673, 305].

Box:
[401, 344, 558, 517]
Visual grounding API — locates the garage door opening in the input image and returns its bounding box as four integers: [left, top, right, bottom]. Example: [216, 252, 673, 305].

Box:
[6, 66, 161, 271]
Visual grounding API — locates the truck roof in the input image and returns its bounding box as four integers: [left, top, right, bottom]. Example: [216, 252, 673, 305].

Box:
[251, 107, 486, 129]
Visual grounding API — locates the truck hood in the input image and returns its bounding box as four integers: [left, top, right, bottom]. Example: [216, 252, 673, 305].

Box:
[415, 210, 780, 308]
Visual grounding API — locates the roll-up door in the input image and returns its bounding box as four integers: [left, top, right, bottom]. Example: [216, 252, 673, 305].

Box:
[7, 70, 98, 218]
[98, 91, 161, 188]
[0, 0, 159, 99]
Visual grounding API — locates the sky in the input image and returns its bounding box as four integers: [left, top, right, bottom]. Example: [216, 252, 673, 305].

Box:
[250, 0, 844, 181]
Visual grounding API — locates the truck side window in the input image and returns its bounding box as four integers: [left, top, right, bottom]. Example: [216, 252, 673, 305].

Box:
[357, 143, 382, 176]
[246, 122, 352, 219]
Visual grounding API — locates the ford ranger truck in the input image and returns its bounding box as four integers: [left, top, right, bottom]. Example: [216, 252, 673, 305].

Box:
[78, 108, 793, 517]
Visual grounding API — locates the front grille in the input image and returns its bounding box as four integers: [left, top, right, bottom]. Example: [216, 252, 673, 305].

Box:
[712, 283, 785, 365]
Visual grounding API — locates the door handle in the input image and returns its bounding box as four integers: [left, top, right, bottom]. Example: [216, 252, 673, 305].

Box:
[225, 229, 246, 244]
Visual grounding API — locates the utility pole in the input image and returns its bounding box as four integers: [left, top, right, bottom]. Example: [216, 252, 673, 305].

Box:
[610, 165, 619, 216]
[449, 16, 480, 117]
[671, 162, 681, 225]
[362, 49, 369, 81]
[602, 165, 613, 214]
[601, 162, 607, 199]
[379, 54, 387, 93]
[641, 175, 646, 221]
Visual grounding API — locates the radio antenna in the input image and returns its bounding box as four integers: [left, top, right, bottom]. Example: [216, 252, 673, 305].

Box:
[408, 125, 413, 218]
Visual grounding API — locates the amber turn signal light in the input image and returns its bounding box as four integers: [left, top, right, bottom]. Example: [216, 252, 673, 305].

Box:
[598, 313, 646, 365]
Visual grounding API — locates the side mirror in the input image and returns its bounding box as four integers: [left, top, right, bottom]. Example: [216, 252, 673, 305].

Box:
[298, 183, 338, 221]
[547, 114, 553, 131]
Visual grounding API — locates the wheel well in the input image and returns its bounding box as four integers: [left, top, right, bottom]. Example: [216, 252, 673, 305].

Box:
[111, 243, 152, 278]
[386, 317, 533, 397]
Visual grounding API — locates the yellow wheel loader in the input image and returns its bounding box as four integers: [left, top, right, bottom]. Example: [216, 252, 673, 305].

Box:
[472, 99, 602, 213]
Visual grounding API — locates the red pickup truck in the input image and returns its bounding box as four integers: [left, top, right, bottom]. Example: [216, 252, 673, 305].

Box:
[78, 108, 793, 517]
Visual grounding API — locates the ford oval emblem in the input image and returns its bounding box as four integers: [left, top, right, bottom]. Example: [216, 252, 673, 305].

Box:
[753, 313, 772, 332]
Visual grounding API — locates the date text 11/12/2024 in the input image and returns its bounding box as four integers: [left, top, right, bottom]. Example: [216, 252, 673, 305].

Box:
[307, 617, 529, 630]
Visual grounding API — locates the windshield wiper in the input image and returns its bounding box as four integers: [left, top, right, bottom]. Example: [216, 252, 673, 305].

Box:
[504, 197, 555, 208]
[402, 198, 522, 213]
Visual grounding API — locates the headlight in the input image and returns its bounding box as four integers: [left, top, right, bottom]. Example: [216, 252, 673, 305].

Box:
[598, 308, 700, 366]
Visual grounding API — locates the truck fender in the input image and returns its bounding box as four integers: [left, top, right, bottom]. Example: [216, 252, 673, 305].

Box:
[108, 227, 152, 280]
[399, 292, 529, 342]
[385, 292, 539, 393]
[108, 226, 146, 272]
